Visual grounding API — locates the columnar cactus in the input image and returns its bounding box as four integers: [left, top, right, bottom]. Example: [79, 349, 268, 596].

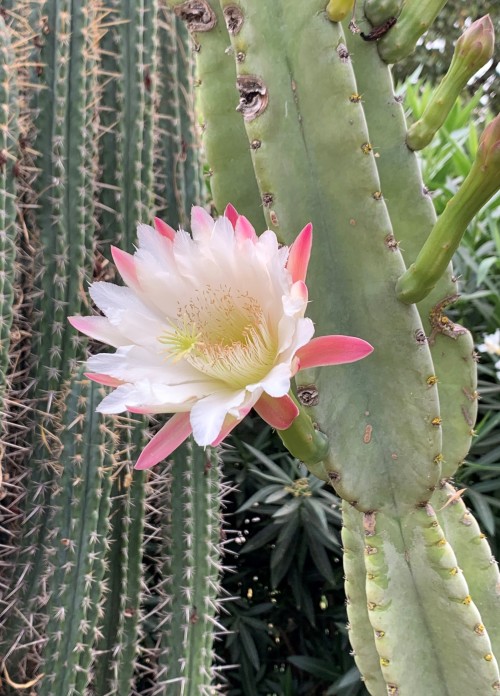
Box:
[1, 0, 499, 694]
[0, 3, 224, 694]
[167, 1, 500, 693]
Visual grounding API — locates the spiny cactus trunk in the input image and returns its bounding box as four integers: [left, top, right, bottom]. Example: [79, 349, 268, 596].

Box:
[0, 3, 225, 693]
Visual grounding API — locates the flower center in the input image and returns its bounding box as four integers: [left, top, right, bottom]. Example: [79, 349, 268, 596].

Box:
[159, 284, 278, 387]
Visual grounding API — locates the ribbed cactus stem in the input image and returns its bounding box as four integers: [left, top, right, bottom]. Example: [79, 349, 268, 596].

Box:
[343, 8, 477, 476]
[407, 16, 495, 151]
[0, 16, 18, 427]
[342, 502, 386, 695]
[36, 370, 115, 696]
[377, 0, 449, 64]
[154, 440, 224, 695]
[436, 483, 500, 659]
[92, 420, 147, 695]
[219, 0, 440, 515]
[169, 0, 265, 225]
[397, 114, 500, 304]
[363, 507, 499, 693]
[343, 7, 477, 477]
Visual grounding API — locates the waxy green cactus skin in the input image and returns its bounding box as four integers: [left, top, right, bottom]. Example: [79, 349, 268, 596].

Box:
[436, 484, 500, 659]
[378, 0, 449, 64]
[179, 0, 500, 692]
[364, 0, 403, 26]
[217, 0, 441, 514]
[342, 5, 478, 477]
[170, 0, 264, 226]
[342, 502, 386, 696]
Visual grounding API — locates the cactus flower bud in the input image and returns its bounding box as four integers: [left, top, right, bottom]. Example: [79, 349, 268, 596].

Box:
[326, 0, 355, 22]
[70, 206, 373, 469]
[397, 114, 500, 303]
[476, 112, 500, 178]
[407, 15, 495, 151]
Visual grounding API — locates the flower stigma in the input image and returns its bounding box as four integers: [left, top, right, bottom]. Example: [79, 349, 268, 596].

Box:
[159, 283, 279, 388]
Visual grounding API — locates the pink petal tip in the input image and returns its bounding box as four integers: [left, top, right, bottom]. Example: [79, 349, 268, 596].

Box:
[287, 222, 313, 283]
[154, 216, 176, 240]
[111, 246, 140, 288]
[134, 413, 192, 470]
[224, 203, 239, 229]
[296, 335, 373, 370]
[253, 393, 299, 431]
[84, 372, 124, 387]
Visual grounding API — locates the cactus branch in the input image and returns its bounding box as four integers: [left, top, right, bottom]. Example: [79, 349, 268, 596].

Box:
[397, 114, 500, 304]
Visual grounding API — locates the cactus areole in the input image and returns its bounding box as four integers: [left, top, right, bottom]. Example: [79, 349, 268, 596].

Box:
[70, 206, 372, 469]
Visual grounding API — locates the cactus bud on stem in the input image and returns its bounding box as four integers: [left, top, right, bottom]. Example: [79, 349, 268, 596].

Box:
[326, 0, 356, 22]
[397, 114, 500, 304]
[407, 16, 495, 151]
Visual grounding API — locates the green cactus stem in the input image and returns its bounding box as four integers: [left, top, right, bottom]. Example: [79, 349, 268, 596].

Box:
[220, 0, 441, 514]
[397, 114, 500, 304]
[35, 371, 115, 696]
[0, 16, 19, 430]
[363, 507, 500, 693]
[407, 16, 495, 151]
[170, 0, 265, 225]
[91, 419, 147, 696]
[155, 11, 203, 229]
[343, 8, 477, 477]
[363, 0, 403, 27]
[377, 0, 449, 64]
[275, 392, 330, 477]
[151, 440, 224, 695]
[342, 502, 386, 695]
[436, 483, 500, 659]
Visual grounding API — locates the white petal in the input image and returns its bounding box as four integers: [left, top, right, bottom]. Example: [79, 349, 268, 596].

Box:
[191, 206, 214, 242]
[70, 316, 129, 347]
[211, 216, 234, 247]
[96, 384, 136, 413]
[87, 345, 203, 384]
[257, 363, 292, 398]
[190, 389, 248, 446]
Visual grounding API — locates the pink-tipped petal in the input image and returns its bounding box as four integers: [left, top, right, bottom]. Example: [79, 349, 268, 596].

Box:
[85, 372, 124, 387]
[290, 280, 308, 302]
[253, 393, 299, 430]
[296, 335, 373, 370]
[134, 413, 192, 470]
[154, 216, 176, 240]
[210, 406, 251, 446]
[235, 215, 258, 243]
[68, 315, 127, 347]
[224, 203, 239, 228]
[287, 223, 313, 283]
[111, 246, 140, 289]
[191, 206, 215, 241]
